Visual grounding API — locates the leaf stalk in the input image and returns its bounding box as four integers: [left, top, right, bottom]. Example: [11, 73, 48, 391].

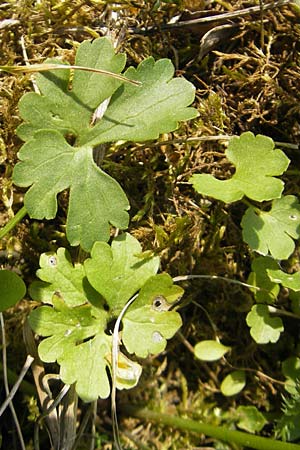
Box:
[0, 206, 28, 240]
[124, 405, 300, 450]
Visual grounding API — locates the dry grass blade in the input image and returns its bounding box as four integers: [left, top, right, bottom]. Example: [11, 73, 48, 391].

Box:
[0, 64, 142, 86]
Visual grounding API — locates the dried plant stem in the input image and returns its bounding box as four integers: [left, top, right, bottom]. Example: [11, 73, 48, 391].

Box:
[0, 354, 34, 417]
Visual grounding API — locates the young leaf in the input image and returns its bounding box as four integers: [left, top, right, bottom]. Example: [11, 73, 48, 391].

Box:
[220, 370, 246, 396]
[29, 248, 101, 307]
[247, 256, 280, 304]
[29, 300, 112, 401]
[267, 269, 300, 291]
[84, 233, 160, 313]
[246, 304, 283, 344]
[236, 406, 267, 433]
[122, 274, 183, 358]
[194, 340, 231, 361]
[17, 38, 126, 141]
[0, 270, 26, 311]
[191, 132, 289, 203]
[241, 195, 300, 260]
[13, 130, 130, 250]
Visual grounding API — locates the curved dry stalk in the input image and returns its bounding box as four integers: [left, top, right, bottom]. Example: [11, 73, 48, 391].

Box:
[0, 63, 142, 86]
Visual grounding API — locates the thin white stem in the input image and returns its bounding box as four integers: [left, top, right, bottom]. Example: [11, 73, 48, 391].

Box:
[173, 274, 262, 291]
[0, 313, 26, 450]
[0, 354, 34, 417]
[111, 293, 139, 450]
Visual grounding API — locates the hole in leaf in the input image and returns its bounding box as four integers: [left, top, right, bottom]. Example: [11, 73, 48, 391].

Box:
[152, 295, 170, 311]
[48, 256, 57, 266]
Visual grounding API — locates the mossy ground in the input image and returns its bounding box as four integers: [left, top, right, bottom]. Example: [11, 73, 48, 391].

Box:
[1, 1, 300, 449]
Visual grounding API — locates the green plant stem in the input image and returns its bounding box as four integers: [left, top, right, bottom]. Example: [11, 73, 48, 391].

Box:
[0, 206, 27, 240]
[124, 406, 300, 450]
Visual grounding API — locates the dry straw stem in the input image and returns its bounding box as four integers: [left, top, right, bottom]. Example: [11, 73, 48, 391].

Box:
[0, 64, 142, 86]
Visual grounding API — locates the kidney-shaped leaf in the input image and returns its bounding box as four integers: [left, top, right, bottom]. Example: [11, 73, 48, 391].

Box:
[246, 304, 283, 344]
[191, 132, 289, 203]
[122, 274, 183, 358]
[0, 270, 26, 311]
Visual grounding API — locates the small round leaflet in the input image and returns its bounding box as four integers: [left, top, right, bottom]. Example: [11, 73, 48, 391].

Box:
[0, 270, 26, 312]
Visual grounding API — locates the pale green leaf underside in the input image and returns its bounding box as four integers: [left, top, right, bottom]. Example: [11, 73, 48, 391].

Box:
[191, 132, 289, 203]
[246, 304, 283, 344]
[13, 130, 130, 251]
[122, 274, 183, 358]
[267, 268, 300, 291]
[194, 340, 230, 361]
[220, 370, 246, 396]
[247, 256, 280, 304]
[242, 195, 300, 260]
[84, 233, 160, 312]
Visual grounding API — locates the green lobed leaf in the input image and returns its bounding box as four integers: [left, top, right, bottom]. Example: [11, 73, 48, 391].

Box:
[0, 270, 26, 311]
[220, 370, 246, 396]
[194, 340, 231, 361]
[29, 298, 111, 401]
[122, 274, 183, 358]
[17, 38, 126, 141]
[29, 248, 102, 307]
[59, 334, 112, 401]
[84, 233, 160, 313]
[13, 130, 130, 251]
[247, 256, 280, 304]
[246, 304, 284, 344]
[28, 235, 184, 401]
[78, 57, 198, 147]
[236, 406, 267, 433]
[241, 195, 300, 260]
[191, 132, 289, 203]
[13, 38, 197, 250]
[267, 268, 300, 291]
